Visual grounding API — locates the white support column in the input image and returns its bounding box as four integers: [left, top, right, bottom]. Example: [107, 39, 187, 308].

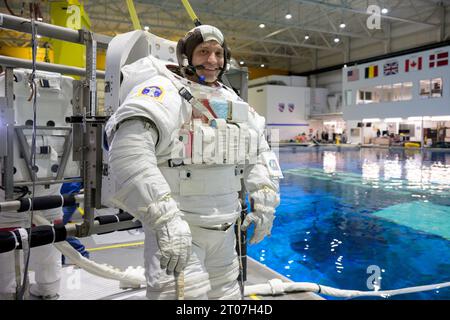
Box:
[421, 117, 424, 149]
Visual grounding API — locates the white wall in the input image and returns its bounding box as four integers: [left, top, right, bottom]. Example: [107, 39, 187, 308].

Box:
[346, 120, 361, 144]
[316, 70, 342, 94]
[248, 86, 267, 116]
[249, 75, 307, 87]
[248, 84, 310, 141]
[310, 87, 329, 114]
[343, 45, 450, 120]
[310, 70, 343, 115]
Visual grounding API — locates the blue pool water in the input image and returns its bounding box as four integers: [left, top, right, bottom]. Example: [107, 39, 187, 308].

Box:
[247, 146, 450, 300]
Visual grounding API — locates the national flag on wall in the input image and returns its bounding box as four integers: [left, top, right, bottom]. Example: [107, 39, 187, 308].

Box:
[383, 61, 399, 76]
[278, 103, 285, 112]
[288, 103, 295, 112]
[429, 52, 448, 68]
[405, 56, 422, 72]
[364, 65, 378, 78]
[347, 68, 359, 81]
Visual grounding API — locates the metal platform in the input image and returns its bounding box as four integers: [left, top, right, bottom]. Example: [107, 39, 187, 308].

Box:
[28, 229, 323, 300]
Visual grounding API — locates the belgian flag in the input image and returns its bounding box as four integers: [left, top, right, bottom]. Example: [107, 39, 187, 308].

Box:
[365, 65, 378, 78]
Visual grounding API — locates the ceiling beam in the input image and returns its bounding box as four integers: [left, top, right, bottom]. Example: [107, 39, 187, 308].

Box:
[236, 49, 312, 61]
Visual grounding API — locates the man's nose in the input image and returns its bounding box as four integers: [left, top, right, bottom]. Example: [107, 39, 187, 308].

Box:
[207, 52, 218, 64]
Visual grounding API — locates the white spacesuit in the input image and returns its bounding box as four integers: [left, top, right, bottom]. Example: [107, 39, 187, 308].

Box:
[105, 25, 282, 300]
[0, 185, 62, 300]
[0, 69, 75, 299]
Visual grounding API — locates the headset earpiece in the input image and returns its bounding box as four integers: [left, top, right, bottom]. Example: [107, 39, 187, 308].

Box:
[181, 55, 189, 67]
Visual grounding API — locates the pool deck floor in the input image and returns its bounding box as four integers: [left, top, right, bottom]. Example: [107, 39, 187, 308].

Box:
[28, 230, 322, 300]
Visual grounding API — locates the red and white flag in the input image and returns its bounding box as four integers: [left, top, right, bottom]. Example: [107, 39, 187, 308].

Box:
[429, 52, 448, 68]
[405, 56, 422, 72]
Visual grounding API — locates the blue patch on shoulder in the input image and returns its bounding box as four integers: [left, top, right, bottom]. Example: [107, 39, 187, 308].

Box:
[140, 86, 163, 98]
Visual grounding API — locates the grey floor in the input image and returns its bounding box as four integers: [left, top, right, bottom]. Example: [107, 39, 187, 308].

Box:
[28, 228, 322, 300]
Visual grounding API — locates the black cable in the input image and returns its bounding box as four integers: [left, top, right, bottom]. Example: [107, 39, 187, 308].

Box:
[0, 185, 29, 199]
[17, 15, 38, 301]
[4, 0, 17, 16]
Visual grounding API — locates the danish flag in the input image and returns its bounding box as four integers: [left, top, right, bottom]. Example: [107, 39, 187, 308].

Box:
[429, 52, 448, 68]
[405, 57, 422, 72]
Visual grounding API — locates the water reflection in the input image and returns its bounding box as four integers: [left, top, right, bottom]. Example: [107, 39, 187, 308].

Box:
[279, 147, 450, 196]
[384, 157, 401, 180]
[362, 160, 380, 182]
[256, 147, 450, 300]
[323, 151, 337, 174]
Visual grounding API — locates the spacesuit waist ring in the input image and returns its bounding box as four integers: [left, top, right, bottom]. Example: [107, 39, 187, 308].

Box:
[199, 222, 233, 231]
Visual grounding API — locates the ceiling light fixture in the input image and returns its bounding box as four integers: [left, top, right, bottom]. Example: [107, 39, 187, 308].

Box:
[259, 23, 265, 28]
[285, 13, 292, 19]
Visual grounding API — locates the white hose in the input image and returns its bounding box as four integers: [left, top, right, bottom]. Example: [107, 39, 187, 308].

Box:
[244, 278, 450, 299]
[32, 214, 146, 288]
[30, 214, 450, 299]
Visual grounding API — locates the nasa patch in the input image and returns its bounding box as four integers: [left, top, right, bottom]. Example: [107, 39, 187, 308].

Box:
[138, 86, 164, 100]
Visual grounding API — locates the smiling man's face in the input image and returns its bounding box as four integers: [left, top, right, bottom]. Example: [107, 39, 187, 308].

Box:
[191, 40, 224, 85]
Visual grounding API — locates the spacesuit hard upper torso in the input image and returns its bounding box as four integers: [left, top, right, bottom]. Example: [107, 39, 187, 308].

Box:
[0, 69, 77, 227]
[105, 56, 272, 227]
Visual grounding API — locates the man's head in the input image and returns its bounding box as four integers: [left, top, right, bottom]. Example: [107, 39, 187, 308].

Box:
[176, 25, 230, 84]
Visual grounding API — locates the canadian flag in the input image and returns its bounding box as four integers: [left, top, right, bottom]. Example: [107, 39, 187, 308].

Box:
[405, 57, 422, 72]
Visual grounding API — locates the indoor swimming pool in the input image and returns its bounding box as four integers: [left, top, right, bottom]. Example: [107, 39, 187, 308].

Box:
[247, 146, 450, 300]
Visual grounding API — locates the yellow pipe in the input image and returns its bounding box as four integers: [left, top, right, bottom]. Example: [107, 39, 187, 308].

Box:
[126, 0, 142, 30]
[86, 241, 144, 252]
[180, 0, 201, 25]
[0, 46, 54, 63]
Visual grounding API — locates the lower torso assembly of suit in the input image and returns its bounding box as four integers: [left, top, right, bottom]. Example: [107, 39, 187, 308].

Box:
[0, 184, 62, 300]
[106, 55, 282, 300]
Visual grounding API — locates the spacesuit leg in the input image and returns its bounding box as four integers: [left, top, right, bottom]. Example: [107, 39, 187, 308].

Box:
[29, 204, 63, 299]
[29, 243, 62, 298]
[143, 225, 210, 300]
[0, 250, 22, 299]
[191, 226, 241, 300]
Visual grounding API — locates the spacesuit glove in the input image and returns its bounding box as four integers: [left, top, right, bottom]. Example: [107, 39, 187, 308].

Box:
[241, 187, 280, 244]
[155, 215, 192, 275]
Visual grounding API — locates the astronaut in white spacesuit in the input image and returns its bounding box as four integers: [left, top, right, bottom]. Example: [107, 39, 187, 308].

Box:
[0, 70, 73, 300]
[0, 185, 63, 300]
[105, 25, 282, 300]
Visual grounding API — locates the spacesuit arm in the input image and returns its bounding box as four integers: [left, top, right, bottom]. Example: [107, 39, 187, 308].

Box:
[107, 119, 178, 227]
[243, 110, 281, 196]
[107, 119, 191, 273]
[242, 110, 281, 244]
